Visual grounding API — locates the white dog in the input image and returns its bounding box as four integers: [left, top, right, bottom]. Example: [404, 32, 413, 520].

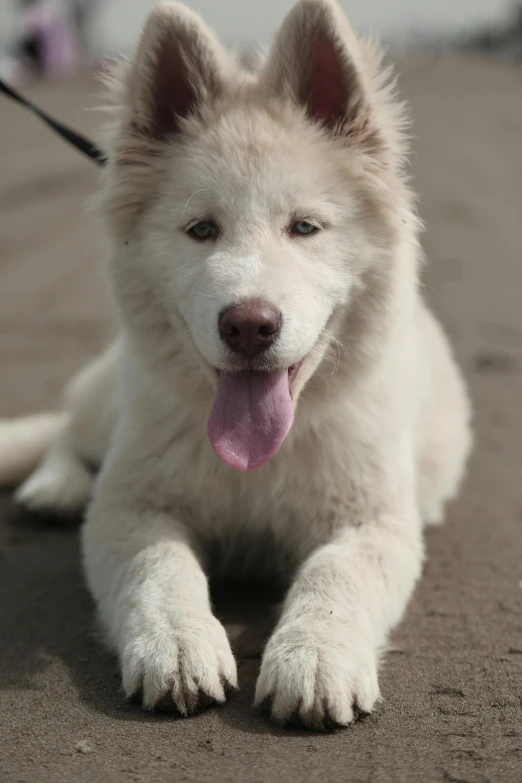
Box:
[0, 0, 471, 728]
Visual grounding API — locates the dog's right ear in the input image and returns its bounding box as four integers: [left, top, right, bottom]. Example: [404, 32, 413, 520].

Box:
[126, 2, 234, 140]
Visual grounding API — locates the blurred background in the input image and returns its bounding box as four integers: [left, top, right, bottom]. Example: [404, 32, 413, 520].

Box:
[0, 3, 521, 781]
[1, 0, 522, 76]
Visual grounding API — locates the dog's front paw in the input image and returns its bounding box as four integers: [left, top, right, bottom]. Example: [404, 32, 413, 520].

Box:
[255, 621, 380, 729]
[121, 612, 237, 714]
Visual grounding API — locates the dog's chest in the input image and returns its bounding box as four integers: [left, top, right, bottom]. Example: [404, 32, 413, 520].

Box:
[147, 405, 365, 576]
[165, 442, 354, 567]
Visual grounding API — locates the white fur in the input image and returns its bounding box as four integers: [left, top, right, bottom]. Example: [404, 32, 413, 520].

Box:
[0, 0, 471, 728]
[0, 413, 65, 488]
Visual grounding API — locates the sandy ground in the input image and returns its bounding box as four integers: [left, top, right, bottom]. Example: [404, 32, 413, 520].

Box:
[0, 58, 521, 783]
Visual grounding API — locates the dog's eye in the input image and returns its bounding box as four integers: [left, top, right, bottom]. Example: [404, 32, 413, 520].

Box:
[187, 221, 219, 241]
[291, 220, 319, 236]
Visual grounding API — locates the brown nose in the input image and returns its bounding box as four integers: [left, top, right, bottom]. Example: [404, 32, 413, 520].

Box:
[219, 299, 281, 357]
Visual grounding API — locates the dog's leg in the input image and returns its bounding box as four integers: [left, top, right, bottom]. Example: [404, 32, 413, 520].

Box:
[82, 478, 237, 714]
[14, 342, 118, 516]
[15, 429, 93, 516]
[255, 465, 423, 728]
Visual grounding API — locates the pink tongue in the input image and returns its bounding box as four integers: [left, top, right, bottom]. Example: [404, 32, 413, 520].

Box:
[208, 369, 294, 471]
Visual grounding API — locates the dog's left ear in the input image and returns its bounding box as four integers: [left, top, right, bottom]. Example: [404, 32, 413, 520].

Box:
[263, 0, 387, 157]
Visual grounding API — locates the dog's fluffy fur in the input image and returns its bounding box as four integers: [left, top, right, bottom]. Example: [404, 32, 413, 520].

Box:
[0, 0, 471, 728]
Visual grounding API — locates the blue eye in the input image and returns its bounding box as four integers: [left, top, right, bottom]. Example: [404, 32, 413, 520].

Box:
[291, 220, 319, 236]
[188, 221, 219, 240]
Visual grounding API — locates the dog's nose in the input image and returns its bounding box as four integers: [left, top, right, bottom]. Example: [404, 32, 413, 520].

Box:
[219, 300, 281, 357]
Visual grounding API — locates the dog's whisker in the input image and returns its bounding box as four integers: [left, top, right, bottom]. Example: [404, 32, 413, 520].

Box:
[321, 329, 349, 360]
[179, 189, 210, 223]
[323, 346, 339, 375]
[307, 343, 339, 375]
[318, 329, 349, 374]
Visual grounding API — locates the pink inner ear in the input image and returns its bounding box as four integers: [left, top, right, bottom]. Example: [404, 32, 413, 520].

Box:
[301, 33, 347, 127]
[151, 39, 198, 139]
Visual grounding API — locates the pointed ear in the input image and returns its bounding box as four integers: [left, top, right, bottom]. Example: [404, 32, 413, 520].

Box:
[263, 0, 384, 153]
[127, 2, 235, 140]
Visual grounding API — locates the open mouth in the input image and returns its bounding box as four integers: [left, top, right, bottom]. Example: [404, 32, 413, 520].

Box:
[208, 358, 306, 472]
[214, 359, 304, 392]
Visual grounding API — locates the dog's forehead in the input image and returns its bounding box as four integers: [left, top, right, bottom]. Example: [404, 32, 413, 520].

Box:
[172, 105, 351, 215]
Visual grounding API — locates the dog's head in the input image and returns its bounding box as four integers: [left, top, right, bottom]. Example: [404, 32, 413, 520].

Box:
[101, 0, 419, 470]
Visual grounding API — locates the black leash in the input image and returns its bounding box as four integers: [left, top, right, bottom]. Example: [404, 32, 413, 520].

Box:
[0, 76, 107, 167]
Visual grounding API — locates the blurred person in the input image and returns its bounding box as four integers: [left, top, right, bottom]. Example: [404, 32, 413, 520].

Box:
[0, 0, 102, 84]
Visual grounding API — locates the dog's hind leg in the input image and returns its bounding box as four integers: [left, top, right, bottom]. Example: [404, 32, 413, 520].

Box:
[12, 341, 119, 518]
[15, 426, 94, 517]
